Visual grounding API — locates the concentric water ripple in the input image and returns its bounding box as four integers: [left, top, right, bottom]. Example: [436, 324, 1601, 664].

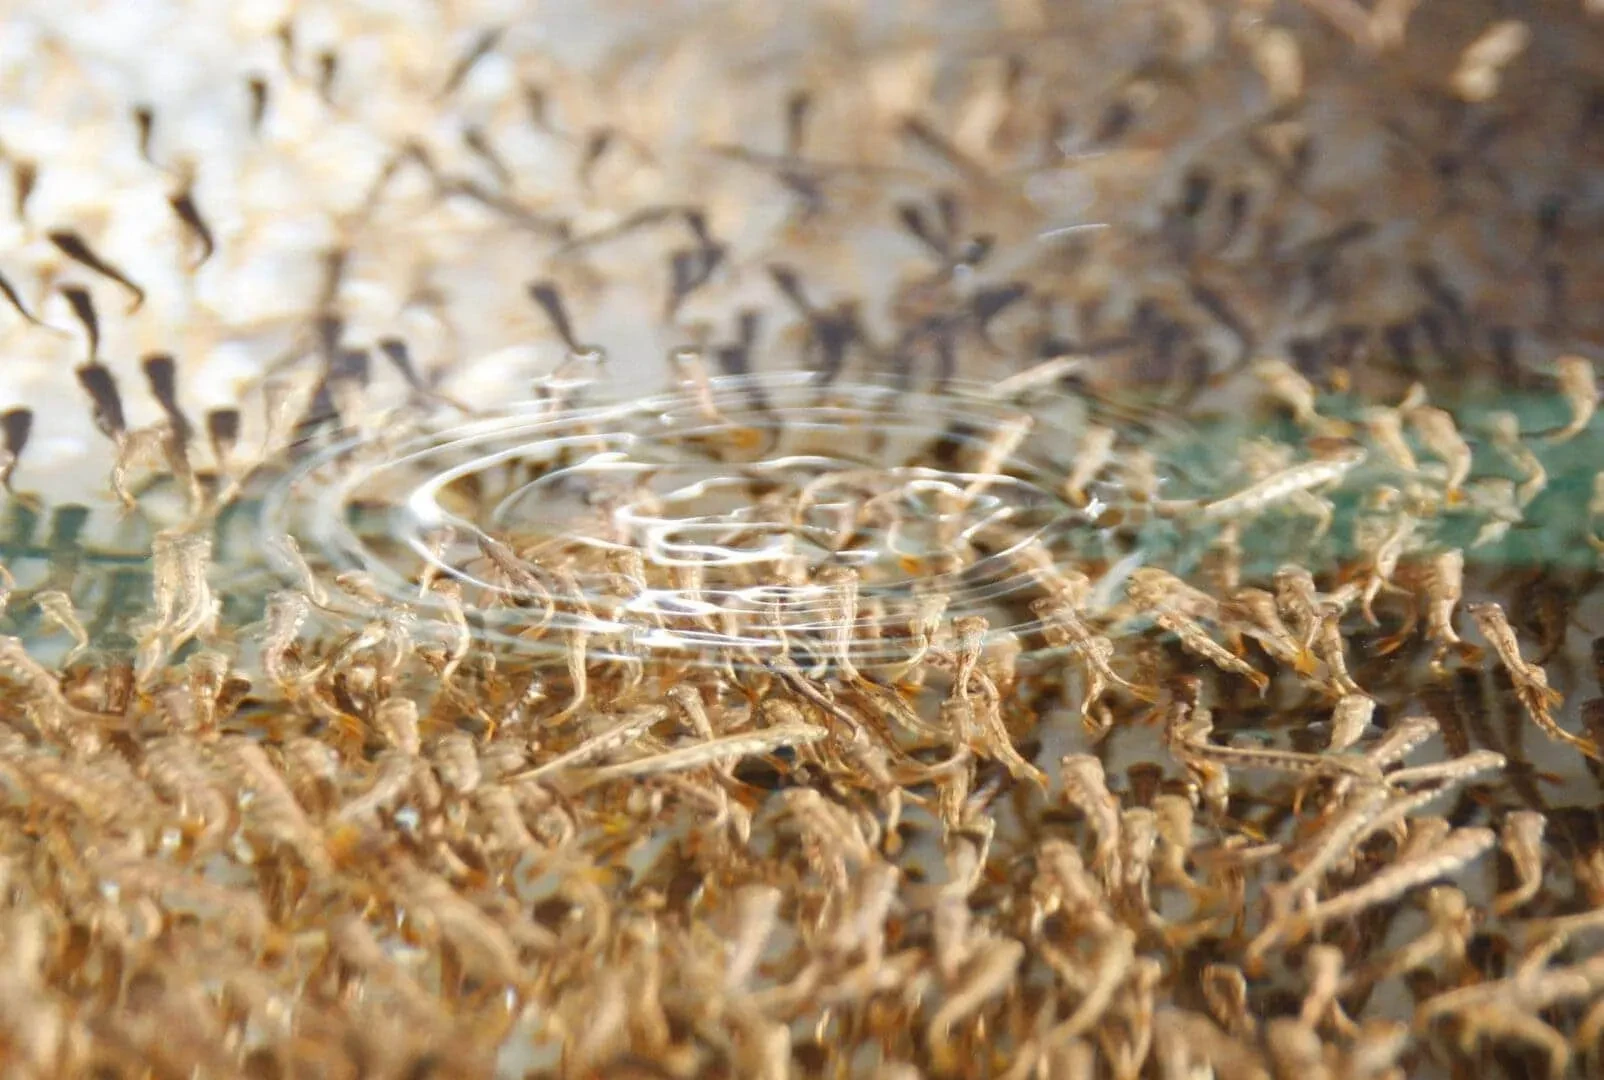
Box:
[260, 370, 1218, 669]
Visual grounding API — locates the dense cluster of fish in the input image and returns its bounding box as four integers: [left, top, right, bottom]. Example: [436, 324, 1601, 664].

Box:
[2, 0, 1604, 1076]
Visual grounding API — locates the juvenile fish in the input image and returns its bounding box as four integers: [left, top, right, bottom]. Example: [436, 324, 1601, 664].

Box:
[0, 408, 29, 489]
[61, 286, 99, 360]
[141, 354, 193, 443]
[168, 187, 216, 268]
[578, 722, 827, 783]
[48, 231, 145, 311]
[75, 363, 127, 440]
[1194, 447, 1366, 523]
[0, 270, 46, 327]
[1550, 355, 1597, 444]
